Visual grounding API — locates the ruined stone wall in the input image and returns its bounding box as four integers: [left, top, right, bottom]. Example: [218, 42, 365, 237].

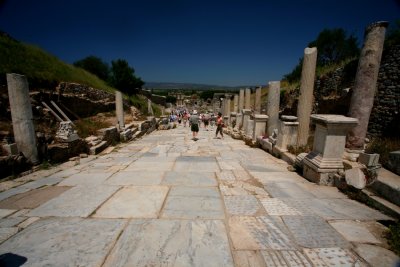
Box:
[368, 45, 400, 137]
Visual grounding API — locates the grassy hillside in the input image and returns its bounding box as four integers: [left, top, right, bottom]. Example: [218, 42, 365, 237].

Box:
[0, 32, 115, 93]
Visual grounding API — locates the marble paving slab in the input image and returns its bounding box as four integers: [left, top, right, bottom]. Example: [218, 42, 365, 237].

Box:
[282, 216, 350, 248]
[224, 195, 263, 216]
[250, 172, 305, 184]
[0, 227, 19, 244]
[233, 170, 252, 181]
[0, 209, 16, 219]
[280, 198, 344, 219]
[173, 161, 220, 172]
[219, 184, 249, 196]
[264, 182, 315, 199]
[20, 176, 64, 190]
[0, 186, 71, 210]
[243, 164, 288, 172]
[0, 217, 26, 227]
[162, 171, 217, 186]
[161, 187, 224, 219]
[216, 170, 236, 183]
[303, 248, 367, 266]
[125, 161, 175, 171]
[229, 216, 297, 250]
[218, 161, 245, 171]
[94, 186, 169, 218]
[58, 172, 114, 186]
[328, 220, 382, 244]
[0, 217, 126, 266]
[106, 171, 164, 186]
[232, 251, 267, 267]
[260, 198, 303, 216]
[261, 250, 312, 266]
[353, 244, 399, 267]
[28, 185, 120, 218]
[103, 219, 234, 267]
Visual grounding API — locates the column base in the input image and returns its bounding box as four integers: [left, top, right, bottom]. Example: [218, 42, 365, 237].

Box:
[303, 154, 344, 186]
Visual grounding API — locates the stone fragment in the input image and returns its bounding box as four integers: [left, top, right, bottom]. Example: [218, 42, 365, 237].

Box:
[345, 168, 366, 189]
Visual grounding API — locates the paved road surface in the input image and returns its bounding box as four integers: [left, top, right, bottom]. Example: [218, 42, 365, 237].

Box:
[0, 124, 398, 266]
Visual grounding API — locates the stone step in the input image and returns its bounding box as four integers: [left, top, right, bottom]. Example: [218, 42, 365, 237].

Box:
[361, 188, 400, 219]
[89, 141, 108, 155]
[369, 168, 400, 207]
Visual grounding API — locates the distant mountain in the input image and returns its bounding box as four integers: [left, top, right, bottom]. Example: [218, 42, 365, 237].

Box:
[144, 82, 253, 90]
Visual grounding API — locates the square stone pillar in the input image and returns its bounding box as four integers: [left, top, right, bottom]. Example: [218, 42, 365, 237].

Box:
[246, 119, 254, 138]
[230, 112, 237, 128]
[235, 113, 242, 130]
[245, 88, 251, 109]
[116, 91, 124, 130]
[275, 115, 299, 152]
[223, 116, 229, 127]
[252, 114, 268, 142]
[254, 87, 262, 114]
[303, 114, 358, 185]
[241, 109, 252, 133]
[233, 95, 239, 113]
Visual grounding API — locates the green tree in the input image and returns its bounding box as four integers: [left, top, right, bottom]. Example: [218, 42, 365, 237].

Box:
[73, 56, 109, 81]
[283, 28, 359, 82]
[109, 59, 144, 95]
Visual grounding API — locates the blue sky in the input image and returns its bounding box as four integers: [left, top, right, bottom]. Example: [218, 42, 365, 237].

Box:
[0, 0, 399, 86]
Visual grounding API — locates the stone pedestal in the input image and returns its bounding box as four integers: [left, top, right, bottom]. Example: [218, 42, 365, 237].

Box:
[275, 116, 299, 152]
[245, 88, 251, 109]
[303, 115, 358, 185]
[223, 116, 229, 127]
[267, 81, 280, 136]
[7, 73, 39, 164]
[116, 91, 124, 130]
[252, 114, 268, 142]
[230, 112, 237, 128]
[225, 96, 231, 118]
[246, 119, 254, 138]
[241, 109, 252, 133]
[235, 113, 242, 130]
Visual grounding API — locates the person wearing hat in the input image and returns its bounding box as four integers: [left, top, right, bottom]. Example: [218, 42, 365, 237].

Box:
[189, 110, 200, 140]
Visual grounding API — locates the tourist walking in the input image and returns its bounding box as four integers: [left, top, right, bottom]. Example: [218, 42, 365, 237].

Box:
[189, 110, 200, 140]
[215, 112, 224, 139]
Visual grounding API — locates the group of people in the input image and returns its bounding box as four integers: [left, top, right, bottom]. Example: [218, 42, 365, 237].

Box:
[188, 110, 224, 141]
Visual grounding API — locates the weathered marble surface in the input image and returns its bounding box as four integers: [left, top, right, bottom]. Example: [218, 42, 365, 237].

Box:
[58, 173, 113, 187]
[106, 170, 165, 186]
[224, 195, 263, 216]
[162, 187, 224, 219]
[28, 185, 120, 217]
[354, 244, 399, 267]
[94, 186, 169, 218]
[329, 220, 382, 244]
[0, 217, 126, 267]
[162, 171, 217, 186]
[103, 219, 234, 267]
[264, 182, 315, 198]
[303, 247, 366, 266]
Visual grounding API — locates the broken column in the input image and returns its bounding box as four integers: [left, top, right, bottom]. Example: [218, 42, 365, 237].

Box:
[115, 91, 124, 130]
[245, 88, 251, 109]
[7, 73, 39, 164]
[254, 86, 262, 114]
[233, 94, 239, 113]
[347, 21, 388, 151]
[297, 47, 318, 147]
[239, 89, 244, 112]
[303, 114, 358, 185]
[267, 81, 280, 136]
[252, 114, 268, 142]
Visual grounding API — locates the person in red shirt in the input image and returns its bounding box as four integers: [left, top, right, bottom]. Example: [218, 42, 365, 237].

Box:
[215, 112, 224, 139]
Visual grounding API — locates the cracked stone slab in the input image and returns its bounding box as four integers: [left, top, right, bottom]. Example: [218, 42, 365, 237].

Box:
[216, 171, 236, 183]
[282, 216, 350, 248]
[234, 170, 252, 181]
[261, 250, 312, 267]
[0, 227, 19, 244]
[28, 185, 120, 218]
[329, 220, 383, 244]
[161, 187, 224, 219]
[354, 244, 399, 267]
[264, 182, 315, 198]
[218, 161, 245, 171]
[219, 184, 249, 196]
[0, 217, 26, 227]
[303, 248, 367, 266]
[224, 195, 263, 216]
[103, 219, 234, 267]
[162, 171, 217, 186]
[58, 172, 114, 186]
[0, 217, 126, 266]
[229, 216, 297, 250]
[0, 209, 16, 219]
[94, 186, 169, 218]
[260, 198, 303, 216]
[106, 171, 164, 186]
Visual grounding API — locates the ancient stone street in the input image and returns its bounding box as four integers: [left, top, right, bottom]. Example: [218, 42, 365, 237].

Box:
[0, 125, 398, 267]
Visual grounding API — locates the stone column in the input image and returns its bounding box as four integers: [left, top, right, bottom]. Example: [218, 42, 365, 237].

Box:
[254, 87, 262, 114]
[303, 115, 358, 185]
[245, 88, 251, 109]
[7, 73, 38, 164]
[267, 81, 280, 136]
[297, 47, 318, 147]
[221, 99, 225, 116]
[226, 97, 231, 125]
[233, 94, 239, 113]
[347, 21, 388, 150]
[239, 89, 244, 111]
[252, 114, 268, 142]
[116, 91, 124, 130]
[230, 112, 237, 128]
